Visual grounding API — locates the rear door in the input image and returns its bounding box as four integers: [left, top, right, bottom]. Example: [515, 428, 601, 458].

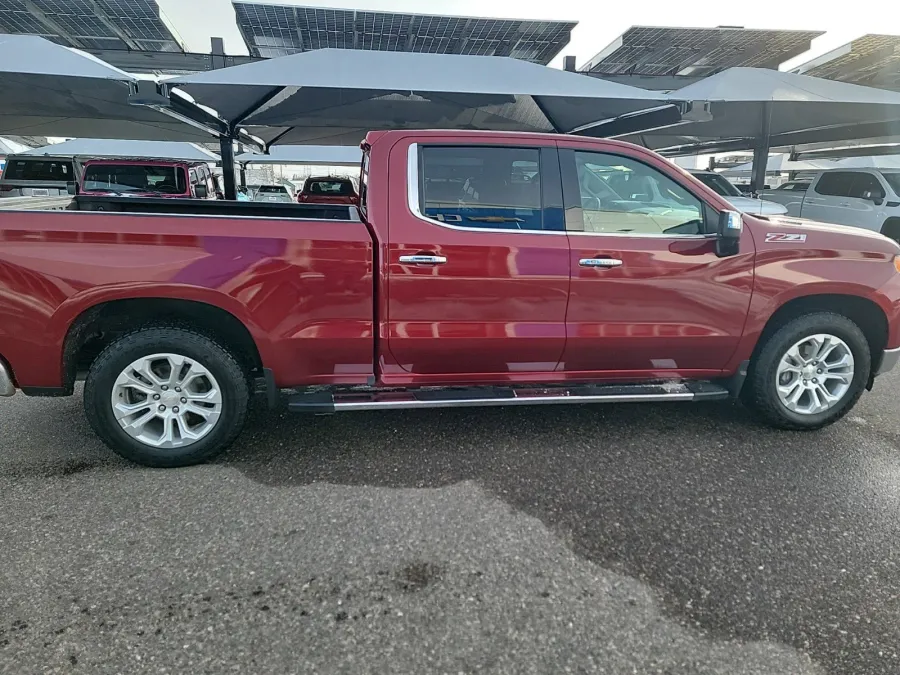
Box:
[384, 138, 570, 381]
[803, 172, 856, 225]
[558, 143, 755, 377]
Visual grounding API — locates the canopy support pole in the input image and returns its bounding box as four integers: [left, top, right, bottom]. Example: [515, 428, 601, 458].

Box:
[750, 100, 773, 195]
[220, 135, 237, 200]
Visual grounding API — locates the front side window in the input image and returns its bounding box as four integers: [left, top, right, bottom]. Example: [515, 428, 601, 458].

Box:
[575, 151, 704, 236]
[815, 172, 855, 197]
[848, 173, 885, 200]
[420, 146, 543, 231]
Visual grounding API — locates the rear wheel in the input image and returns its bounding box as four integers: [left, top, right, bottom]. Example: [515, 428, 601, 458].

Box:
[744, 312, 870, 430]
[84, 327, 250, 467]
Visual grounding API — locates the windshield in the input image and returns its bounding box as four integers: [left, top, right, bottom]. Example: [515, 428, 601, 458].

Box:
[883, 173, 900, 196]
[304, 179, 354, 196]
[82, 164, 185, 194]
[693, 172, 743, 197]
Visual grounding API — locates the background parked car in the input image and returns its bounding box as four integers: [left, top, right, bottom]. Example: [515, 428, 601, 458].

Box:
[253, 184, 294, 203]
[80, 159, 219, 199]
[689, 170, 788, 215]
[0, 154, 77, 198]
[298, 176, 359, 204]
[759, 168, 900, 240]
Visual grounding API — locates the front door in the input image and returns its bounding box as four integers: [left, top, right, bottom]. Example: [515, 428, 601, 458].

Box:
[384, 140, 570, 381]
[558, 145, 755, 378]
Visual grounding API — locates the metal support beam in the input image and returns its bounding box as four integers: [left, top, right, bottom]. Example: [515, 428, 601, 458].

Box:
[405, 16, 420, 51]
[24, 0, 87, 49]
[220, 136, 237, 200]
[750, 101, 773, 194]
[210, 37, 226, 70]
[292, 7, 306, 52]
[455, 19, 474, 54]
[87, 0, 142, 51]
[352, 11, 359, 50]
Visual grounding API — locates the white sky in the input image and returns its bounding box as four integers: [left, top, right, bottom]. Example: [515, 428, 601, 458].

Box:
[155, 0, 896, 71]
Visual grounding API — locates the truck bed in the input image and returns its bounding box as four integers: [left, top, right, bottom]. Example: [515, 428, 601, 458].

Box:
[0, 194, 356, 221]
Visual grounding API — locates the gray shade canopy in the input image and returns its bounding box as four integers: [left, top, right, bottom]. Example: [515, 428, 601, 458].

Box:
[23, 139, 219, 162]
[622, 68, 900, 153]
[0, 35, 225, 143]
[237, 145, 362, 166]
[168, 48, 677, 146]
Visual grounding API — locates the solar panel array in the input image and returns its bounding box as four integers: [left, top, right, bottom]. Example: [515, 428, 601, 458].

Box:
[792, 34, 900, 91]
[0, 0, 182, 52]
[582, 26, 823, 77]
[232, 1, 576, 64]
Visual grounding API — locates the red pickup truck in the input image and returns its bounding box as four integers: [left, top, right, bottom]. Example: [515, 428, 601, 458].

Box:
[2, 130, 899, 468]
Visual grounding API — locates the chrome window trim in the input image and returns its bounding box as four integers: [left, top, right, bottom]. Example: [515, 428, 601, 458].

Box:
[568, 231, 716, 240]
[406, 143, 566, 236]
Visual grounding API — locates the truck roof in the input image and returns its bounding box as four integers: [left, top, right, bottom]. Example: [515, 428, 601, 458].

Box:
[362, 129, 660, 153]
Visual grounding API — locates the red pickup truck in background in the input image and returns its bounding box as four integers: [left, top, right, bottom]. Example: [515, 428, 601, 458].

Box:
[1, 130, 899, 468]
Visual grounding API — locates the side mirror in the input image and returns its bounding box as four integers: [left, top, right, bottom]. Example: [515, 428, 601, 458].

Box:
[716, 210, 742, 258]
[66, 182, 77, 196]
[194, 184, 208, 199]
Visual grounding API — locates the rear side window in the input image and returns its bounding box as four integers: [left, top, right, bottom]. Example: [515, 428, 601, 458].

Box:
[4, 159, 72, 182]
[304, 179, 354, 196]
[815, 172, 856, 197]
[419, 146, 543, 230]
[848, 173, 885, 200]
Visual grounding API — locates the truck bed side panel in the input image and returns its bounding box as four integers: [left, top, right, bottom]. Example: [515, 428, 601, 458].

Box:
[0, 211, 374, 388]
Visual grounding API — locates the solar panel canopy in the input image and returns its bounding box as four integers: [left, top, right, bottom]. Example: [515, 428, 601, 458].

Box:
[232, 1, 576, 64]
[792, 34, 900, 92]
[0, 0, 183, 52]
[582, 26, 823, 82]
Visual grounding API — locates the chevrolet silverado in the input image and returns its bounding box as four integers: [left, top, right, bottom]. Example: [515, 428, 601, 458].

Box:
[1, 130, 899, 467]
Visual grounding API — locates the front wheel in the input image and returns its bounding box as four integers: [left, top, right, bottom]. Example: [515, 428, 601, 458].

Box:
[84, 328, 250, 467]
[744, 312, 870, 430]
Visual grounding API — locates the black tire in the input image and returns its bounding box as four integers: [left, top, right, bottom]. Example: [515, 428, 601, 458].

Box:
[84, 327, 250, 468]
[744, 312, 870, 430]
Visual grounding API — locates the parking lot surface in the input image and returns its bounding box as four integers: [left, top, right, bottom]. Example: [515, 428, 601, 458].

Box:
[2, 372, 899, 674]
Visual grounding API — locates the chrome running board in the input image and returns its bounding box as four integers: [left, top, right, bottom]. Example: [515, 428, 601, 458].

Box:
[288, 381, 729, 414]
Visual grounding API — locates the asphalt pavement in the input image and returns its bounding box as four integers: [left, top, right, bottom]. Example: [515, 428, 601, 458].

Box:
[1, 371, 899, 674]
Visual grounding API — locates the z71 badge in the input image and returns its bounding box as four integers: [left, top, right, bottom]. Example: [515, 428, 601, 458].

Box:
[765, 233, 807, 243]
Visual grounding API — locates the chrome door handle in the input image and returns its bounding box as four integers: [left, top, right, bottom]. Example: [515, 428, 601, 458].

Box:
[399, 254, 447, 265]
[579, 258, 623, 268]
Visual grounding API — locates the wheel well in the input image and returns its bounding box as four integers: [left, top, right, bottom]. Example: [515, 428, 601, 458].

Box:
[63, 298, 263, 389]
[880, 217, 900, 242]
[754, 294, 888, 372]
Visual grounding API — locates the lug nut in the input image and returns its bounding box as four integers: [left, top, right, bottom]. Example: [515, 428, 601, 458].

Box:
[158, 405, 166, 412]
[173, 406, 180, 414]
[161, 385, 168, 391]
[181, 397, 187, 404]
[175, 387, 182, 393]
[812, 378, 818, 384]
[153, 394, 160, 400]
